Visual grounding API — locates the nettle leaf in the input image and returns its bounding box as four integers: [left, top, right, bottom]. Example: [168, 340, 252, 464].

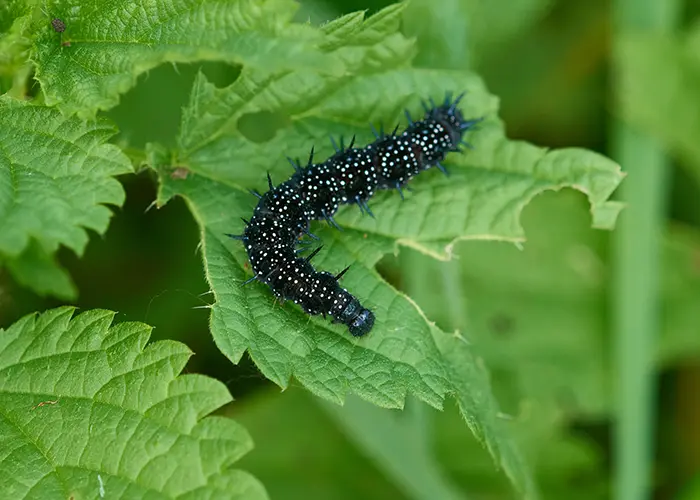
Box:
[617, 28, 700, 186]
[0, 307, 266, 499]
[0, 96, 131, 298]
[401, 190, 700, 422]
[31, 0, 340, 117]
[3, 240, 76, 298]
[398, 191, 700, 423]
[150, 6, 623, 497]
[414, 191, 613, 418]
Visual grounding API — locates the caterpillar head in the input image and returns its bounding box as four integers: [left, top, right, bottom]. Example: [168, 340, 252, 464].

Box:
[348, 307, 374, 337]
[334, 293, 375, 337]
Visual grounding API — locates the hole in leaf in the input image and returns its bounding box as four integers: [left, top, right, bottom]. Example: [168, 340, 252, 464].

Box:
[106, 62, 240, 148]
[238, 111, 291, 143]
[199, 61, 240, 89]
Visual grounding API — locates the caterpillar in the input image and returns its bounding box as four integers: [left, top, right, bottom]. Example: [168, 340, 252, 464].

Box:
[229, 93, 480, 337]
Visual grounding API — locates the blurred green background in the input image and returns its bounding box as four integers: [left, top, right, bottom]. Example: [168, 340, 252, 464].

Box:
[2, 0, 700, 499]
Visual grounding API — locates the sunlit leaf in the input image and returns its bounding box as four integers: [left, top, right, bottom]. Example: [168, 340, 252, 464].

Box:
[0, 307, 267, 499]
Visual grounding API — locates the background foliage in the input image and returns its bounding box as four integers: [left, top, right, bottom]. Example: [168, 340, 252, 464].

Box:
[1, 0, 700, 499]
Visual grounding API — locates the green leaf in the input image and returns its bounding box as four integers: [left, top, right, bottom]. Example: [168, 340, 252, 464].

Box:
[151, 7, 623, 497]
[398, 190, 700, 418]
[0, 95, 131, 297]
[31, 0, 341, 117]
[0, 307, 267, 499]
[176, 4, 413, 156]
[398, 191, 612, 417]
[616, 28, 700, 186]
[3, 240, 77, 299]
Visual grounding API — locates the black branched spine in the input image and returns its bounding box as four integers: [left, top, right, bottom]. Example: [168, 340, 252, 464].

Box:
[233, 93, 481, 337]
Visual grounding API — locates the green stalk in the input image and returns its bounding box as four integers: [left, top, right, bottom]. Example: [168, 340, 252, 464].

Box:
[612, 1, 680, 499]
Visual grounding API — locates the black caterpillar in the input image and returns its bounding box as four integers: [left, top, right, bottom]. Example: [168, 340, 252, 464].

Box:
[229, 93, 480, 337]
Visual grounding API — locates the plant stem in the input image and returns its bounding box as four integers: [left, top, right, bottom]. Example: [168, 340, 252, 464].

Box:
[611, 1, 680, 499]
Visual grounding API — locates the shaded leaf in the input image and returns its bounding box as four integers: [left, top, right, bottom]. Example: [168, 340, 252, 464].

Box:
[403, 0, 554, 69]
[398, 191, 611, 417]
[398, 190, 700, 419]
[616, 27, 700, 187]
[0, 96, 131, 296]
[4, 240, 76, 299]
[0, 307, 266, 499]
